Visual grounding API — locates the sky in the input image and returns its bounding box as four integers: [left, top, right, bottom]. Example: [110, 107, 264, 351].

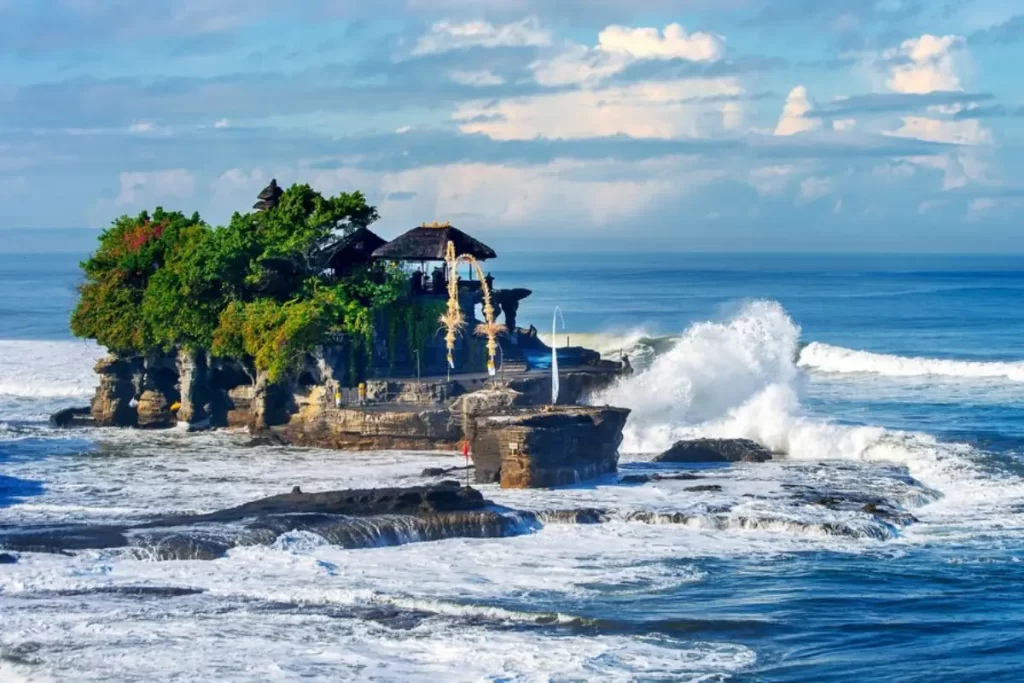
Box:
[1, 0, 1023, 252]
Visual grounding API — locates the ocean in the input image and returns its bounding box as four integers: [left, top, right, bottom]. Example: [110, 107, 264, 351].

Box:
[2, 249, 1024, 682]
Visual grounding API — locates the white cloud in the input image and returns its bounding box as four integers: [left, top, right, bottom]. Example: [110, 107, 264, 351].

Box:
[115, 169, 195, 206]
[412, 16, 551, 56]
[129, 121, 155, 133]
[885, 34, 964, 94]
[833, 119, 856, 132]
[310, 157, 724, 232]
[880, 34, 991, 148]
[800, 176, 834, 201]
[597, 23, 724, 61]
[774, 86, 822, 136]
[532, 23, 724, 87]
[213, 118, 231, 129]
[886, 117, 992, 145]
[455, 77, 743, 140]
[448, 69, 505, 86]
[967, 197, 996, 222]
[748, 164, 799, 197]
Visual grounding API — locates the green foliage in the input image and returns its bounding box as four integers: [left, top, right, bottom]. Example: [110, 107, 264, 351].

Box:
[71, 208, 203, 352]
[403, 298, 446, 364]
[72, 182, 398, 385]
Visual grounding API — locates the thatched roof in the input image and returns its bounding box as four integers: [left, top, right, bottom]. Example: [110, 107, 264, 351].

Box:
[323, 227, 387, 270]
[372, 223, 497, 261]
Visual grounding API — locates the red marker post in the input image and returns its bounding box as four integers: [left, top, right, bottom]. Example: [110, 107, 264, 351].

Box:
[461, 441, 471, 486]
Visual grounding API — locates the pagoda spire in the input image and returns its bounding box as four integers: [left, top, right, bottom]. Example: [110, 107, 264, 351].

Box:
[253, 178, 282, 212]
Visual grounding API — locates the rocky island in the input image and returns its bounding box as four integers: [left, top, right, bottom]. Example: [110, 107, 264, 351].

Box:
[61, 180, 631, 488]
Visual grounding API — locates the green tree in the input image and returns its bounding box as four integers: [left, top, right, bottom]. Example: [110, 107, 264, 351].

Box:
[71, 182, 401, 388]
[71, 208, 202, 352]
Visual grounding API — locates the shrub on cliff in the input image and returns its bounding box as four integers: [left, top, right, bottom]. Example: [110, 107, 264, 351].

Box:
[72, 183, 409, 385]
[71, 208, 205, 352]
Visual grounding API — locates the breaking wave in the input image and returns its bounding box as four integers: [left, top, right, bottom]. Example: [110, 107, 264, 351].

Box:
[594, 300, 1024, 524]
[798, 341, 1024, 382]
[0, 340, 102, 399]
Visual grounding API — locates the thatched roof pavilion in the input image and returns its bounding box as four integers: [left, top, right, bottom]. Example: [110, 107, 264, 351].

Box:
[323, 227, 387, 277]
[372, 222, 497, 262]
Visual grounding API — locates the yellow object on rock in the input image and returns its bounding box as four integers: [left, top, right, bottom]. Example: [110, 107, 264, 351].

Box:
[169, 402, 181, 412]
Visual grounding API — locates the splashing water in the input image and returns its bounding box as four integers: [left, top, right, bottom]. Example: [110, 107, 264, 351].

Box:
[594, 300, 1024, 525]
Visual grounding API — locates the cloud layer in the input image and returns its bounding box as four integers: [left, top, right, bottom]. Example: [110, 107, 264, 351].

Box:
[1, 0, 1022, 251]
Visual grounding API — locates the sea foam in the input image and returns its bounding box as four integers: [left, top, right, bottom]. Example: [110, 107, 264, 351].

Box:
[799, 341, 1024, 382]
[594, 300, 1024, 526]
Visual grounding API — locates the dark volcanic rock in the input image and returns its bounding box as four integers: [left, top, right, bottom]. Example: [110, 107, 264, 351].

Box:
[153, 480, 489, 527]
[685, 485, 723, 493]
[0, 483, 492, 558]
[654, 438, 773, 464]
[421, 465, 474, 478]
[49, 406, 93, 428]
[0, 552, 17, 564]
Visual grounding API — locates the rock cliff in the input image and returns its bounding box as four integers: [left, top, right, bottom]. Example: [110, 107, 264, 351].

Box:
[470, 406, 631, 488]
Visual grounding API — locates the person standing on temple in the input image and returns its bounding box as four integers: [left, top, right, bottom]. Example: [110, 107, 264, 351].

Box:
[484, 272, 495, 292]
[411, 268, 424, 295]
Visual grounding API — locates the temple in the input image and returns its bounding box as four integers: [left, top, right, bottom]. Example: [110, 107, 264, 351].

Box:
[74, 182, 632, 489]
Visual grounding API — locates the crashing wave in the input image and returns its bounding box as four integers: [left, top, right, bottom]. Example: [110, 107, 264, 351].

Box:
[592, 300, 1024, 524]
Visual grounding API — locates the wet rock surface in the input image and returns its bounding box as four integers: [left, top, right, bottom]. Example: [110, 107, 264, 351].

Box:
[49, 406, 93, 428]
[471, 406, 631, 488]
[0, 482, 496, 558]
[0, 552, 18, 564]
[654, 438, 774, 464]
[168, 480, 488, 525]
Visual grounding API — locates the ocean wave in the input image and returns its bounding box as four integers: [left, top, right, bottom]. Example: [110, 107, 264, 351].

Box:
[0, 340, 103, 398]
[798, 342, 1024, 382]
[592, 300, 1024, 526]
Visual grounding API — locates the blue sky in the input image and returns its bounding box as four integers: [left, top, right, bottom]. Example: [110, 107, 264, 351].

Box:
[1, 0, 1023, 251]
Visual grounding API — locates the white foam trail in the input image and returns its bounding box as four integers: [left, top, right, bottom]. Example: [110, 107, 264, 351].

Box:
[799, 341, 1024, 382]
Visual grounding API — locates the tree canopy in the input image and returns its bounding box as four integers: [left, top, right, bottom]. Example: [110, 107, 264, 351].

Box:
[72, 183, 403, 384]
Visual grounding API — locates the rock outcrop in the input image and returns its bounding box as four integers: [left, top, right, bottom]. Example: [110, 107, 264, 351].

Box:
[470, 406, 630, 488]
[91, 355, 143, 427]
[175, 348, 210, 426]
[49, 406, 93, 428]
[654, 438, 774, 464]
[174, 480, 486, 524]
[0, 482, 498, 558]
[278, 387, 461, 450]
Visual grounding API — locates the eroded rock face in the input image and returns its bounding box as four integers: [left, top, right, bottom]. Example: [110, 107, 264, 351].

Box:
[470, 406, 631, 488]
[91, 355, 143, 427]
[278, 388, 462, 450]
[175, 349, 210, 426]
[654, 438, 774, 464]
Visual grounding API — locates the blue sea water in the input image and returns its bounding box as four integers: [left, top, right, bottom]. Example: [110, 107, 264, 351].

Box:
[2, 248, 1024, 682]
